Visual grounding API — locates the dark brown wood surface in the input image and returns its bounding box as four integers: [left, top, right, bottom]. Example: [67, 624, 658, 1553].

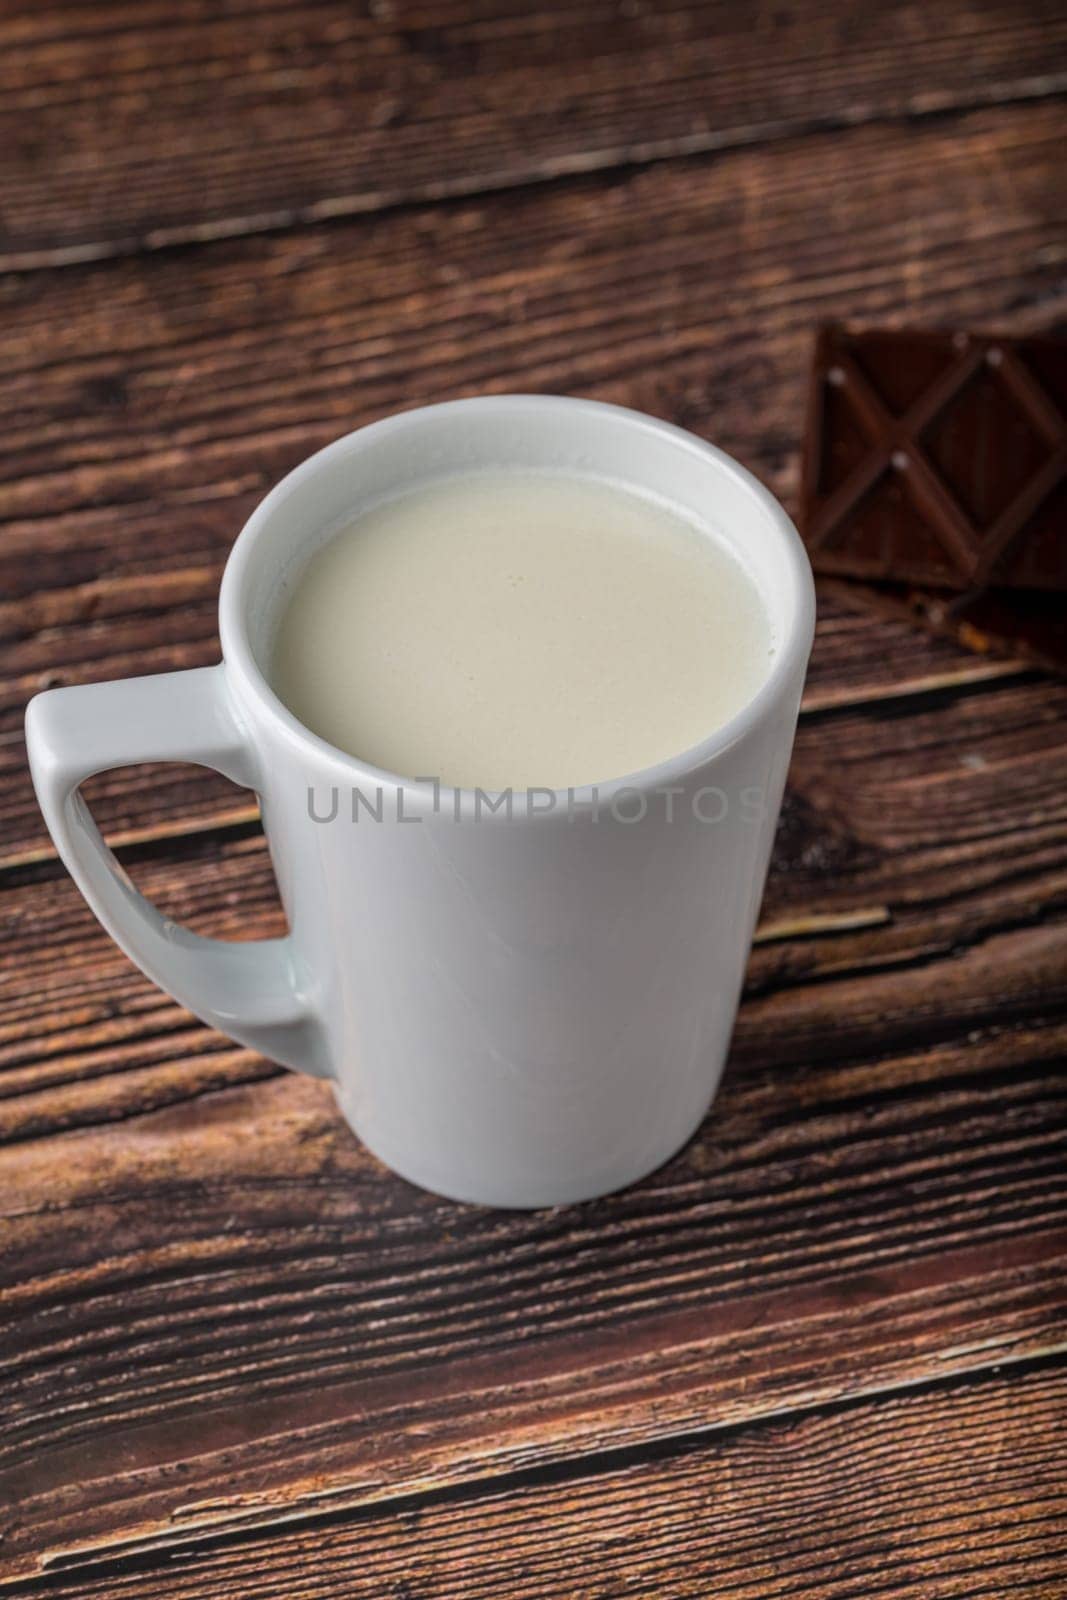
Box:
[3, 0, 1065, 269]
[1, 2, 1065, 1593]
[20, 1365, 1067, 1599]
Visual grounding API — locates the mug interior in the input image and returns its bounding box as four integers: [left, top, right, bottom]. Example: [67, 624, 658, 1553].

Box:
[220, 395, 815, 792]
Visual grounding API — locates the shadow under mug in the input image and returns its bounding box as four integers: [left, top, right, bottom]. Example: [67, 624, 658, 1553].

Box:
[26, 396, 815, 1208]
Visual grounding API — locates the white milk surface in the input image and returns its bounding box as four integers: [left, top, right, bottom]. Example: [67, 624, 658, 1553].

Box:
[270, 470, 774, 790]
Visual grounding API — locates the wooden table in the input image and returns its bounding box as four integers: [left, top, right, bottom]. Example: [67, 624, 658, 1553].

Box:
[2, 4, 1065, 1593]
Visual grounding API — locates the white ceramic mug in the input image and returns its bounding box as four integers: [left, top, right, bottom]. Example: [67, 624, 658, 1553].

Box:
[26, 397, 814, 1208]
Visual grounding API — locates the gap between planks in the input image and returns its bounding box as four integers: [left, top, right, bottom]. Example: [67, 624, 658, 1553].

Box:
[6, 76, 1067, 275]
[18, 1340, 1067, 1589]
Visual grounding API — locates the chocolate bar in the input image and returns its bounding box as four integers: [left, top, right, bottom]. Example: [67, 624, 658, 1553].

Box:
[801, 325, 1067, 592]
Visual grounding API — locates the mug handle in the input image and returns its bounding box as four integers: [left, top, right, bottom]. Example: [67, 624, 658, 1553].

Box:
[25, 664, 330, 1079]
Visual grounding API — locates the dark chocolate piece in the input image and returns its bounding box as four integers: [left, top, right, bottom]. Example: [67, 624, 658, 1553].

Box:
[801, 325, 1067, 592]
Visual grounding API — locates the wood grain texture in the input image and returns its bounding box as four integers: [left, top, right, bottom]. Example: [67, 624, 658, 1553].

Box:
[2, 0, 1065, 268]
[1, 1040, 1064, 1577]
[2, 662, 1066, 1574]
[16, 1364, 1067, 1599]
[3, 9, 1067, 1591]
[1, 101, 1064, 860]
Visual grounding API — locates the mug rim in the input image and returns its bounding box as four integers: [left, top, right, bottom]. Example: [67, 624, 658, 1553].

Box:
[219, 394, 816, 809]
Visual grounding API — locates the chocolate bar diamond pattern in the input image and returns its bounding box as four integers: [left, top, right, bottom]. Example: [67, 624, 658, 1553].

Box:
[801, 326, 1067, 592]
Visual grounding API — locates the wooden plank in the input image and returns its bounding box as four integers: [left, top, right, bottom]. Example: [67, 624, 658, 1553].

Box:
[2, 0, 1064, 268]
[2, 102, 1064, 861]
[3, 103, 1062, 538]
[20, 1363, 1067, 1598]
[2, 683, 1065, 1573]
[1, 1063, 1064, 1575]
